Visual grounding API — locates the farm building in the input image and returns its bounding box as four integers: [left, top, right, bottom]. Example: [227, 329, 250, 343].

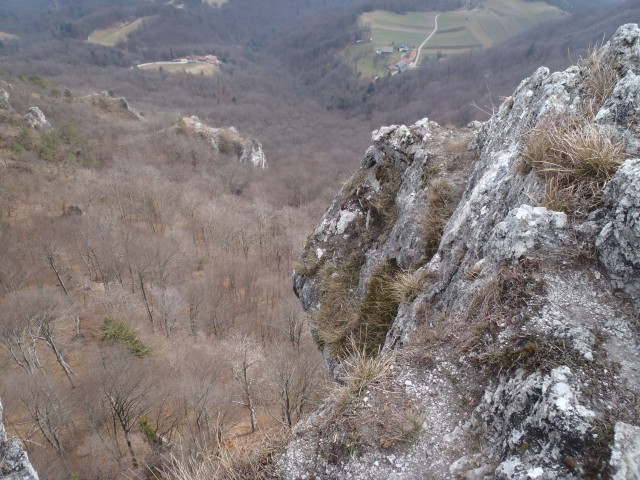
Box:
[395, 59, 411, 73]
[376, 46, 394, 55]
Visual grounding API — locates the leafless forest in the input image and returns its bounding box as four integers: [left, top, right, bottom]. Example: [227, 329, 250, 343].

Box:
[0, 79, 366, 478]
[0, 0, 638, 477]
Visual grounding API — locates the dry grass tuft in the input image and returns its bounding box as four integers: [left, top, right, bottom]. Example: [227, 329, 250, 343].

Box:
[332, 343, 395, 412]
[521, 120, 624, 217]
[422, 178, 455, 258]
[314, 258, 401, 359]
[295, 243, 325, 278]
[369, 165, 402, 235]
[356, 262, 401, 356]
[314, 257, 362, 355]
[518, 44, 624, 217]
[390, 269, 429, 304]
[580, 44, 619, 115]
[380, 408, 423, 447]
[156, 431, 286, 480]
[462, 259, 544, 354]
[444, 137, 470, 154]
[314, 256, 400, 358]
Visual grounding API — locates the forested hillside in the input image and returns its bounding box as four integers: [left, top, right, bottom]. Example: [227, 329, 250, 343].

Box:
[0, 0, 637, 478]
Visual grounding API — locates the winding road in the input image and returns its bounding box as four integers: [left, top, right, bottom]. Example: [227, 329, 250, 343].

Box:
[414, 13, 440, 66]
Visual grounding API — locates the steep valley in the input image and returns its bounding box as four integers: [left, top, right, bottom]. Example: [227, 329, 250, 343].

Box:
[0, 1, 639, 479]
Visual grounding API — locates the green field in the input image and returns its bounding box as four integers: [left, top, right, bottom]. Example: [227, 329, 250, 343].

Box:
[353, 0, 567, 77]
[422, 0, 566, 56]
[87, 17, 150, 46]
[0, 31, 19, 42]
[360, 11, 438, 50]
[137, 61, 219, 76]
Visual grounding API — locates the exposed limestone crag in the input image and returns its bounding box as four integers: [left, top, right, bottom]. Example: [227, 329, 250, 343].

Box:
[181, 115, 267, 169]
[0, 81, 12, 111]
[25, 106, 50, 129]
[286, 24, 640, 479]
[596, 159, 640, 311]
[0, 399, 39, 480]
[80, 92, 143, 120]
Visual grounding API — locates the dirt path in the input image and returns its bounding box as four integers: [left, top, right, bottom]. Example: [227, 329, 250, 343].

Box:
[414, 13, 440, 66]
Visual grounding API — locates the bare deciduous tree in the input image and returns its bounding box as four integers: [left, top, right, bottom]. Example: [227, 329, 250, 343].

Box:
[0, 288, 75, 386]
[270, 347, 323, 427]
[98, 345, 156, 468]
[153, 286, 185, 339]
[227, 335, 262, 434]
[39, 241, 70, 297]
[19, 378, 73, 455]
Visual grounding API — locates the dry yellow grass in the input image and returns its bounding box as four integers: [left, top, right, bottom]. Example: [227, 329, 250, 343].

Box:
[422, 177, 454, 258]
[580, 44, 619, 115]
[522, 120, 624, 216]
[332, 344, 395, 412]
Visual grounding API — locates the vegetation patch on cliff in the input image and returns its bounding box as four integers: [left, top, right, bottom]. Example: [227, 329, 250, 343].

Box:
[422, 177, 456, 259]
[520, 45, 625, 218]
[314, 255, 363, 356]
[314, 258, 401, 358]
[315, 347, 422, 466]
[522, 119, 624, 217]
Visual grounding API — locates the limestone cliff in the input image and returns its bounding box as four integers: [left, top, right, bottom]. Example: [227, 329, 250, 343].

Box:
[285, 24, 640, 479]
[0, 399, 39, 480]
[79, 92, 143, 120]
[180, 115, 267, 169]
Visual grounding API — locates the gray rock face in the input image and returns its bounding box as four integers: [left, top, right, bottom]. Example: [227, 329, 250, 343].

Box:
[182, 116, 267, 168]
[285, 24, 640, 480]
[25, 106, 50, 129]
[611, 422, 640, 480]
[0, 89, 10, 111]
[596, 159, 640, 310]
[0, 399, 39, 480]
[83, 92, 143, 120]
[0, 81, 11, 111]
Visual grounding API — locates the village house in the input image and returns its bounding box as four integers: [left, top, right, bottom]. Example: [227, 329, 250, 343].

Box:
[376, 46, 394, 55]
[395, 59, 411, 73]
[185, 54, 220, 64]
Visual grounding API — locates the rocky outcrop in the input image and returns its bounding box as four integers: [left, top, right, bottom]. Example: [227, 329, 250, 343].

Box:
[25, 106, 50, 129]
[0, 81, 11, 111]
[80, 92, 143, 120]
[596, 159, 640, 310]
[285, 24, 640, 479]
[0, 399, 39, 480]
[181, 116, 267, 168]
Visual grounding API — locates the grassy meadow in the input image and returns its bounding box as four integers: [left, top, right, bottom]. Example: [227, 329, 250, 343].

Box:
[422, 0, 566, 56]
[87, 17, 150, 46]
[352, 0, 567, 76]
[137, 61, 219, 76]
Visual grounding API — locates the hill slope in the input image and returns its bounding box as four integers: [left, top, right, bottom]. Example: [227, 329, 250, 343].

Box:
[285, 23, 640, 479]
